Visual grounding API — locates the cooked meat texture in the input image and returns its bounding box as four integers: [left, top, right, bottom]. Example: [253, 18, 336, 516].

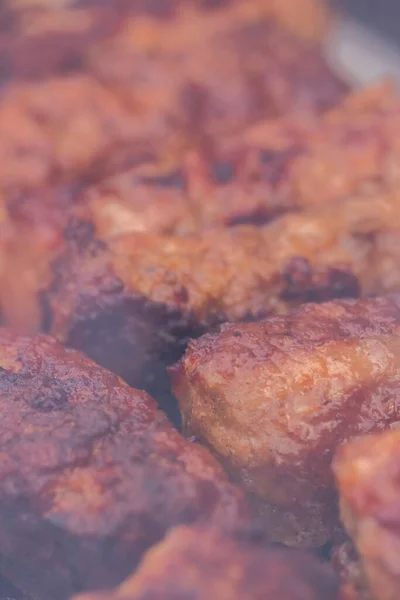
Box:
[0, 2, 122, 84]
[78, 164, 196, 238]
[0, 74, 170, 194]
[0, 328, 246, 600]
[87, 11, 347, 140]
[3, 0, 331, 44]
[4, 84, 397, 337]
[331, 538, 372, 600]
[43, 190, 400, 410]
[334, 430, 400, 600]
[0, 185, 82, 334]
[170, 295, 400, 547]
[76, 82, 400, 242]
[42, 211, 360, 409]
[196, 81, 400, 225]
[73, 525, 340, 600]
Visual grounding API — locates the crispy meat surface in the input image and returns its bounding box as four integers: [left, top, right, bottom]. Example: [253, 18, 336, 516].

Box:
[43, 191, 400, 413]
[170, 296, 400, 547]
[73, 525, 340, 600]
[334, 430, 400, 600]
[0, 328, 246, 600]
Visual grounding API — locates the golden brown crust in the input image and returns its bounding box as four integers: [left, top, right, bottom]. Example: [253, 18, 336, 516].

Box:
[170, 296, 400, 547]
[0, 328, 246, 600]
[334, 431, 400, 600]
[73, 525, 340, 600]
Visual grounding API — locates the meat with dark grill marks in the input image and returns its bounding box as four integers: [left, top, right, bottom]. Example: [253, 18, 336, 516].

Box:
[43, 192, 400, 415]
[76, 82, 398, 241]
[334, 430, 400, 600]
[73, 525, 340, 600]
[0, 328, 246, 600]
[170, 295, 400, 547]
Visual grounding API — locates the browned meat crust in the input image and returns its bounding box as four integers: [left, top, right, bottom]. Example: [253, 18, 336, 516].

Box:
[0, 328, 246, 600]
[170, 296, 400, 547]
[42, 192, 400, 415]
[73, 525, 340, 600]
[334, 430, 400, 600]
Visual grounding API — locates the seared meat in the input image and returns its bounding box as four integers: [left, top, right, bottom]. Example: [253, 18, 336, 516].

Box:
[171, 296, 400, 547]
[73, 525, 339, 600]
[334, 430, 400, 600]
[42, 192, 400, 414]
[0, 328, 246, 600]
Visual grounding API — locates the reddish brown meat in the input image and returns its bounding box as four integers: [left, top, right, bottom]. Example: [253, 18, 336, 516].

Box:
[171, 296, 400, 547]
[73, 525, 340, 600]
[43, 192, 400, 415]
[334, 430, 400, 600]
[0, 328, 246, 600]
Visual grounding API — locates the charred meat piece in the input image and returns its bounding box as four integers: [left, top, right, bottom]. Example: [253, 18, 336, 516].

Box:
[0, 328, 246, 600]
[334, 430, 400, 600]
[73, 525, 340, 600]
[171, 296, 400, 547]
[43, 192, 400, 413]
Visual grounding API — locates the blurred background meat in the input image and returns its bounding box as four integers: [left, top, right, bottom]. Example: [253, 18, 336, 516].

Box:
[73, 525, 340, 600]
[334, 430, 400, 600]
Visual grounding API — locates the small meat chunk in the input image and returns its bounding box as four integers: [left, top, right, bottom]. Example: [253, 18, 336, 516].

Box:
[0, 328, 246, 600]
[73, 525, 339, 600]
[334, 430, 400, 600]
[43, 193, 400, 415]
[170, 296, 400, 547]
